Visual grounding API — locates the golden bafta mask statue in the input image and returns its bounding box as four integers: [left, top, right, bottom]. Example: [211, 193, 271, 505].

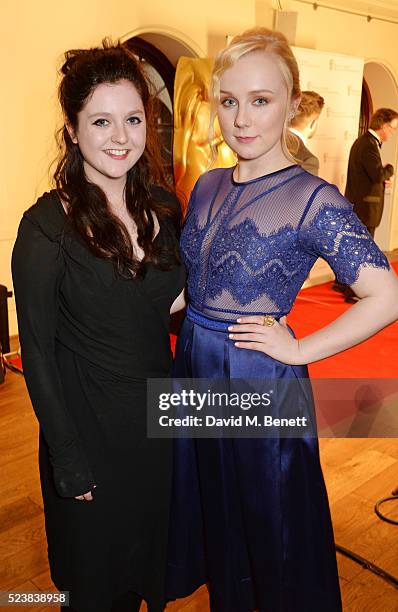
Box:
[173, 57, 236, 212]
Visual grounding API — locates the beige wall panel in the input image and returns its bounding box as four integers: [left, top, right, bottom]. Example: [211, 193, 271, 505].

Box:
[289, 0, 398, 250]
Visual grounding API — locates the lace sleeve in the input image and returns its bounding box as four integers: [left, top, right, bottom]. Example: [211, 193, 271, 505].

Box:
[298, 183, 390, 285]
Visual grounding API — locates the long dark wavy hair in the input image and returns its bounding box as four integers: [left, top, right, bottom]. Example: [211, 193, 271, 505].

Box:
[54, 40, 180, 277]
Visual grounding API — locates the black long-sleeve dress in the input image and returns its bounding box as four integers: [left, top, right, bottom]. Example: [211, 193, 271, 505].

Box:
[12, 188, 185, 612]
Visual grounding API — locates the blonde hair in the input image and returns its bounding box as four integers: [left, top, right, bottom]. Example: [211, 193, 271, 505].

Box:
[209, 27, 301, 161]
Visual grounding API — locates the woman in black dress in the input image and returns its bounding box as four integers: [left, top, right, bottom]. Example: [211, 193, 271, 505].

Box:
[12, 42, 185, 612]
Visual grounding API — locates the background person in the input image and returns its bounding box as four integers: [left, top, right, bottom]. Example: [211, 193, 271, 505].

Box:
[345, 107, 397, 238]
[288, 90, 324, 175]
[12, 42, 185, 612]
[335, 107, 397, 301]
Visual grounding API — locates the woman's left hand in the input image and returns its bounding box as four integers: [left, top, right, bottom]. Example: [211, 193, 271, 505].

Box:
[228, 315, 304, 365]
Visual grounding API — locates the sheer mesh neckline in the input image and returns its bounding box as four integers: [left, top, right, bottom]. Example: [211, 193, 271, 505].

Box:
[231, 164, 299, 186]
[181, 168, 389, 320]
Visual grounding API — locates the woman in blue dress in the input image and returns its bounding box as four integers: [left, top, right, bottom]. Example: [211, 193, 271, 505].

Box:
[166, 27, 398, 612]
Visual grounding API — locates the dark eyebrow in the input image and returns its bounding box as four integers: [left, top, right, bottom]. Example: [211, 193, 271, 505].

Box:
[88, 110, 144, 119]
[220, 89, 274, 95]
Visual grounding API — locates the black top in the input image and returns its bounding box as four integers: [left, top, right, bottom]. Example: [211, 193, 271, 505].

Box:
[12, 187, 185, 497]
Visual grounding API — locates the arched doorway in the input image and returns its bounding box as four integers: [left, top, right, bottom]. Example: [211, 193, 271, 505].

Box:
[362, 61, 398, 250]
[123, 31, 199, 185]
[358, 78, 373, 135]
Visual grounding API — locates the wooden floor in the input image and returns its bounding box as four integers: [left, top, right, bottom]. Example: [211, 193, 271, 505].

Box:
[0, 368, 397, 611]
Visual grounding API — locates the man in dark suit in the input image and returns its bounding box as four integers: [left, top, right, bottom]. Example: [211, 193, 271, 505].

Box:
[288, 91, 325, 176]
[345, 108, 397, 237]
[337, 107, 397, 301]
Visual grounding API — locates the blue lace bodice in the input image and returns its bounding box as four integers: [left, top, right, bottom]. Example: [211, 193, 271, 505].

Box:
[181, 165, 389, 320]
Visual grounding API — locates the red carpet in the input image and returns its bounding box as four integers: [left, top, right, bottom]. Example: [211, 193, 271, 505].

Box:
[4, 354, 23, 374]
[288, 262, 398, 378]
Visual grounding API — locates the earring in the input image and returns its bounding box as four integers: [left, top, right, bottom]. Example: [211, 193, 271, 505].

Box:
[288, 110, 295, 120]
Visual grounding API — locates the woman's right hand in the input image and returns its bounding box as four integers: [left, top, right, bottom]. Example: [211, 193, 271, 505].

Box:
[75, 490, 94, 501]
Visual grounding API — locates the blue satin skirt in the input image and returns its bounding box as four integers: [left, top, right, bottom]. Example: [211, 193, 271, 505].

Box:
[166, 313, 342, 612]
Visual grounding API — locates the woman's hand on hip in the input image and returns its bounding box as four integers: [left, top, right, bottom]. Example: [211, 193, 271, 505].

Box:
[228, 315, 304, 365]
